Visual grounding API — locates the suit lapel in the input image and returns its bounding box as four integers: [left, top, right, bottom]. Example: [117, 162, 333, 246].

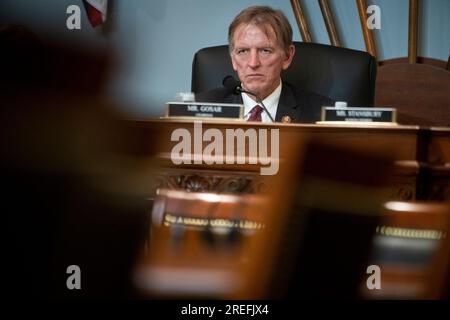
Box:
[275, 82, 301, 122]
[221, 83, 301, 122]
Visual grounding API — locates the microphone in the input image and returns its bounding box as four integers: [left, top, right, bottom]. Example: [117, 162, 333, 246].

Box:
[222, 75, 242, 95]
[222, 76, 275, 123]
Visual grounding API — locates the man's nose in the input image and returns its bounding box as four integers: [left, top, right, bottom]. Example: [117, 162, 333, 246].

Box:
[248, 50, 261, 68]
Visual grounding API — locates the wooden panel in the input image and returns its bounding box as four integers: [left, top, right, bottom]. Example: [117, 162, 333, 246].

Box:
[362, 201, 450, 299]
[290, 0, 312, 42]
[318, 0, 341, 47]
[127, 119, 450, 201]
[408, 0, 419, 64]
[429, 127, 450, 164]
[356, 0, 377, 57]
[147, 119, 419, 159]
[379, 57, 447, 69]
[375, 63, 450, 126]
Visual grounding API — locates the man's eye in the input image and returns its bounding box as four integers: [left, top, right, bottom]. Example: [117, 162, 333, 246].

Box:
[237, 49, 248, 54]
[260, 48, 272, 54]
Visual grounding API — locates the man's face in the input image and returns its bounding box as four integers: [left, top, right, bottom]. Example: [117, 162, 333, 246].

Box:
[231, 23, 295, 100]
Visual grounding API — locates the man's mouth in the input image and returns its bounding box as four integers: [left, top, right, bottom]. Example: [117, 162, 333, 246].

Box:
[246, 74, 264, 80]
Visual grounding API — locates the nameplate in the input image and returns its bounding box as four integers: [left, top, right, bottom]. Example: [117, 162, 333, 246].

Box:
[165, 102, 244, 120]
[320, 107, 397, 123]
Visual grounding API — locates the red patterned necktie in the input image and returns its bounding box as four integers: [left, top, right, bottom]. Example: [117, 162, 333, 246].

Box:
[247, 105, 263, 122]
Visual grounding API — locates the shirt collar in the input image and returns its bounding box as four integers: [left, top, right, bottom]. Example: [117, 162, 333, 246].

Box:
[242, 80, 282, 122]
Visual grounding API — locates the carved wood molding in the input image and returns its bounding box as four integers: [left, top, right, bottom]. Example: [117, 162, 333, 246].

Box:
[152, 167, 428, 202]
[150, 157, 447, 201]
[389, 183, 416, 201]
[154, 169, 266, 194]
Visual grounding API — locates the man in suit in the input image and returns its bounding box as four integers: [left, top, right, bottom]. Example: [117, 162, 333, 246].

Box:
[196, 5, 333, 123]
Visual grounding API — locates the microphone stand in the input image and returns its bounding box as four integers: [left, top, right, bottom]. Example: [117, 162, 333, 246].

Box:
[239, 88, 275, 123]
[222, 76, 275, 123]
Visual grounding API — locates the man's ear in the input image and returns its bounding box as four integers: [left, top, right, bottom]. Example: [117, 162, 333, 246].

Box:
[282, 44, 295, 70]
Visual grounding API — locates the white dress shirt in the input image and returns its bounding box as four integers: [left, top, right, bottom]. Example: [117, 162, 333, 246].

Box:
[242, 81, 282, 123]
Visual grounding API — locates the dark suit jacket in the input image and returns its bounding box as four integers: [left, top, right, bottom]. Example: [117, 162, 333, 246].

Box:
[195, 82, 334, 123]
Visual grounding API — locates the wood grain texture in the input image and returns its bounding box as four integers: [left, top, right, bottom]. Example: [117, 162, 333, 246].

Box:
[318, 0, 341, 47]
[127, 119, 450, 201]
[356, 0, 377, 57]
[408, 0, 419, 64]
[290, 0, 312, 42]
[375, 63, 450, 126]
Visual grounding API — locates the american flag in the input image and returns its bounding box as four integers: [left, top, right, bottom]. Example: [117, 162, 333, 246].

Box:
[83, 0, 108, 27]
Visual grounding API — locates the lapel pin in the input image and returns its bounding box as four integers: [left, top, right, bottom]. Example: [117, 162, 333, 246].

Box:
[281, 115, 292, 123]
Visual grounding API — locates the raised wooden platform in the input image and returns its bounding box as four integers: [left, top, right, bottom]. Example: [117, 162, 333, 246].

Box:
[126, 118, 450, 201]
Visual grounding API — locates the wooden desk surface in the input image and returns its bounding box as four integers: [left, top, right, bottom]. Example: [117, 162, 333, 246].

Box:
[126, 118, 450, 201]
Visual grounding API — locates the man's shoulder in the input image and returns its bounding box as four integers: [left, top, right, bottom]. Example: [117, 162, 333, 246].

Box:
[283, 82, 334, 106]
[279, 82, 334, 123]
